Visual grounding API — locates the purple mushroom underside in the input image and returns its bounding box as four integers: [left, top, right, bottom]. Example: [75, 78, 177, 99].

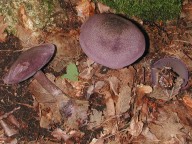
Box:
[151, 57, 189, 87]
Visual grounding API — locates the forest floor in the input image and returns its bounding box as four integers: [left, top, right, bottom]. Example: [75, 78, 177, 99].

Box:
[0, 1, 192, 144]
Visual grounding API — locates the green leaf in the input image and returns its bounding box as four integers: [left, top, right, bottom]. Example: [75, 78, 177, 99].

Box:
[61, 62, 79, 81]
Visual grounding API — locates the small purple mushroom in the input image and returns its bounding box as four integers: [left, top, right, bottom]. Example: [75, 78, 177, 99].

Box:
[79, 14, 146, 69]
[151, 57, 189, 87]
[3, 43, 63, 96]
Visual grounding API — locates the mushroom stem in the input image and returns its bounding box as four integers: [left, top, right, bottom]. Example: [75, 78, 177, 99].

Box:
[34, 71, 63, 97]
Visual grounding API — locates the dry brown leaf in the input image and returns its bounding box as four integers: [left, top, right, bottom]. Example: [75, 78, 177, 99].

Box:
[94, 81, 105, 91]
[18, 5, 34, 30]
[89, 138, 104, 144]
[164, 135, 186, 144]
[136, 85, 152, 107]
[79, 59, 95, 79]
[0, 16, 8, 42]
[116, 85, 131, 115]
[102, 117, 117, 136]
[182, 3, 192, 20]
[63, 100, 89, 130]
[45, 30, 82, 72]
[16, 25, 41, 47]
[119, 66, 136, 86]
[137, 85, 153, 94]
[183, 94, 192, 109]
[141, 127, 159, 142]
[55, 76, 86, 99]
[55, 77, 73, 96]
[103, 91, 115, 117]
[76, 0, 95, 20]
[16, 5, 43, 47]
[87, 85, 95, 99]
[51, 128, 70, 141]
[97, 2, 110, 13]
[107, 76, 119, 96]
[39, 102, 62, 129]
[86, 81, 105, 99]
[128, 115, 144, 137]
[149, 111, 185, 142]
[88, 109, 104, 129]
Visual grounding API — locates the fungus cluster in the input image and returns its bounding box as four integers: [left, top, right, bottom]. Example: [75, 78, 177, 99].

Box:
[79, 13, 146, 69]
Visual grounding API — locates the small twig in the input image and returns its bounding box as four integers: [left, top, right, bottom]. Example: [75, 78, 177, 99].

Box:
[103, 128, 128, 140]
[16, 102, 34, 109]
[0, 107, 20, 120]
[0, 48, 29, 52]
[173, 39, 192, 44]
[142, 66, 146, 84]
[183, 50, 192, 62]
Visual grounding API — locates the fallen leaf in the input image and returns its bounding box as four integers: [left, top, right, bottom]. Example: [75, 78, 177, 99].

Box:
[97, 2, 110, 13]
[128, 115, 144, 137]
[16, 25, 41, 47]
[164, 135, 186, 144]
[95, 81, 105, 91]
[182, 3, 192, 20]
[63, 100, 89, 129]
[142, 126, 159, 142]
[103, 91, 115, 117]
[76, 0, 95, 20]
[183, 94, 192, 109]
[51, 128, 69, 141]
[107, 76, 119, 96]
[119, 66, 136, 86]
[45, 30, 81, 72]
[86, 85, 94, 99]
[0, 16, 8, 42]
[18, 5, 35, 30]
[136, 85, 152, 107]
[116, 85, 131, 115]
[86, 81, 105, 99]
[149, 110, 185, 142]
[89, 138, 104, 144]
[79, 58, 95, 80]
[102, 117, 117, 136]
[62, 62, 79, 81]
[137, 85, 153, 94]
[88, 109, 104, 129]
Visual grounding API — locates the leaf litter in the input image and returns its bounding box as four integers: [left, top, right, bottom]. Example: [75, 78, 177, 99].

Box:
[0, 0, 192, 143]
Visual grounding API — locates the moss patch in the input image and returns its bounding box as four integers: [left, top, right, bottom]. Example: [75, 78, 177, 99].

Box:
[98, 0, 182, 21]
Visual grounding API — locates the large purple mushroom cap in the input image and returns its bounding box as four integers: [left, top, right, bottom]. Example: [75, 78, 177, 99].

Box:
[3, 43, 55, 84]
[79, 14, 146, 69]
[151, 57, 189, 87]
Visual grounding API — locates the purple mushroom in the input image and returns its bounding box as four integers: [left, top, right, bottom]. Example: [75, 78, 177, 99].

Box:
[79, 13, 146, 69]
[3, 43, 63, 96]
[151, 57, 189, 87]
[3, 44, 85, 118]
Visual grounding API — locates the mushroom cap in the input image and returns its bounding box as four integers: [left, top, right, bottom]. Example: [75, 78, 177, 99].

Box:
[3, 43, 55, 84]
[79, 14, 146, 69]
[151, 57, 189, 87]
